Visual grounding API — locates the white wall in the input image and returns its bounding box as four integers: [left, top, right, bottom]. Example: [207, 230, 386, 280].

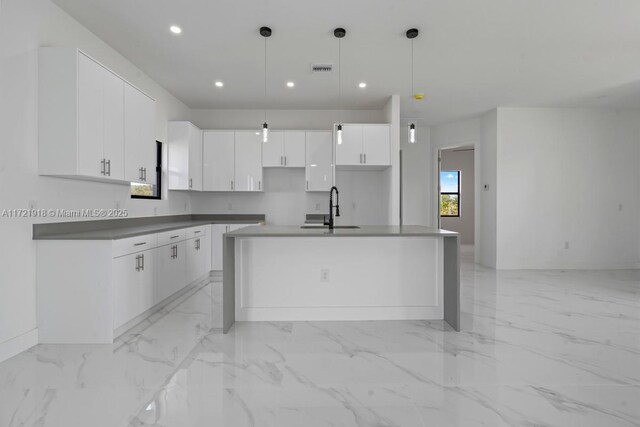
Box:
[496, 108, 640, 269]
[0, 0, 191, 360]
[441, 148, 475, 244]
[189, 108, 393, 225]
[400, 122, 431, 226]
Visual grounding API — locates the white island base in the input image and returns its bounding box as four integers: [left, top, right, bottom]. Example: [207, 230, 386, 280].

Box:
[236, 236, 443, 322]
[224, 226, 460, 332]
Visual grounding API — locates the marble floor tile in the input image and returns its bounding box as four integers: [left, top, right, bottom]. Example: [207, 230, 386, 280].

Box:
[1, 245, 639, 426]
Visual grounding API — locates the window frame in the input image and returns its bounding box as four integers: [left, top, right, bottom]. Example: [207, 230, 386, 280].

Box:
[440, 170, 460, 218]
[131, 141, 162, 200]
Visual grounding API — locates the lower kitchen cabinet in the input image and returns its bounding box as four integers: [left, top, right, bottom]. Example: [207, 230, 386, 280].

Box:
[211, 223, 261, 270]
[186, 232, 211, 284]
[37, 224, 217, 344]
[156, 240, 187, 303]
[113, 248, 156, 329]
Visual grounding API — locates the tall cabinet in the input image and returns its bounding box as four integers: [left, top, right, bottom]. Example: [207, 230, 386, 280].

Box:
[168, 122, 203, 191]
[39, 48, 156, 183]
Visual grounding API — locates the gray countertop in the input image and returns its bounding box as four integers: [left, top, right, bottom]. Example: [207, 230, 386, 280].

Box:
[226, 225, 458, 238]
[33, 214, 265, 240]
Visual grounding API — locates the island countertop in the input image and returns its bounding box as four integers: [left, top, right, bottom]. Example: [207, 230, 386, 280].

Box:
[226, 225, 459, 238]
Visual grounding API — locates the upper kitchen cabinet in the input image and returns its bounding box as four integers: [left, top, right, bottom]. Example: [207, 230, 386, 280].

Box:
[124, 83, 157, 184]
[234, 131, 263, 191]
[38, 48, 156, 184]
[168, 122, 203, 191]
[262, 131, 305, 167]
[335, 124, 391, 168]
[39, 48, 126, 182]
[305, 131, 334, 192]
[203, 131, 235, 191]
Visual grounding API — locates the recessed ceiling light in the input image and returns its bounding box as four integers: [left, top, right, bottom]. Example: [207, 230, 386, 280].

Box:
[358, 82, 367, 88]
[214, 81, 224, 87]
[169, 25, 182, 34]
[286, 81, 295, 88]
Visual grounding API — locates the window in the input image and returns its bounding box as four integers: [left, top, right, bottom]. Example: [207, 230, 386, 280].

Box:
[440, 170, 460, 217]
[131, 141, 162, 199]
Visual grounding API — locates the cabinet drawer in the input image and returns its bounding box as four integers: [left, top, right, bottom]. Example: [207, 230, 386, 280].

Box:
[186, 225, 209, 239]
[157, 229, 187, 247]
[112, 234, 158, 258]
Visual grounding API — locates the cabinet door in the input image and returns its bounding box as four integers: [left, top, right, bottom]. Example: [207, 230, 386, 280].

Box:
[113, 250, 154, 329]
[124, 83, 156, 183]
[77, 53, 105, 178]
[262, 131, 284, 167]
[283, 131, 306, 167]
[234, 131, 263, 191]
[167, 121, 190, 190]
[210, 224, 227, 271]
[156, 242, 186, 303]
[203, 131, 235, 191]
[305, 131, 333, 191]
[137, 250, 156, 314]
[362, 125, 391, 166]
[335, 125, 363, 166]
[102, 70, 124, 180]
[186, 234, 210, 284]
[188, 126, 203, 191]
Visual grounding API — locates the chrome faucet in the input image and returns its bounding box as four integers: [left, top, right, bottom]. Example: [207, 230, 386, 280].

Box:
[324, 186, 340, 230]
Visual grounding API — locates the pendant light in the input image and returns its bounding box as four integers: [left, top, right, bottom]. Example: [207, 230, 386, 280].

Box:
[335, 28, 346, 144]
[260, 26, 272, 143]
[407, 28, 419, 144]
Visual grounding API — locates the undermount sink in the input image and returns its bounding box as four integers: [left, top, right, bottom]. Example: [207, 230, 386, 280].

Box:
[300, 225, 360, 229]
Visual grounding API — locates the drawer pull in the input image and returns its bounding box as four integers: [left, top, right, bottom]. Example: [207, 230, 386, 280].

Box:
[170, 235, 180, 239]
[134, 242, 146, 246]
[194, 230, 201, 234]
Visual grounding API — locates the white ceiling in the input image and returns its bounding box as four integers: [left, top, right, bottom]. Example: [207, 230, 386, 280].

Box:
[51, 0, 640, 125]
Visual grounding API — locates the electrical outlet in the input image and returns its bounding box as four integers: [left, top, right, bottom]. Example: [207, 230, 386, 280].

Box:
[115, 201, 120, 210]
[618, 203, 623, 211]
[28, 200, 37, 210]
[320, 269, 330, 282]
[184, 202, 188, 212]
[227, 203, 233, 211]
[153, 207, 158, 216]
[352, 202, 356, 210]
[564, 241, 570, 250]
[315, 203, 321, 211]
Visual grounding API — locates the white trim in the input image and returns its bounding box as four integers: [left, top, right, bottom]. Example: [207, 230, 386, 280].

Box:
[0, 329, 38, 363]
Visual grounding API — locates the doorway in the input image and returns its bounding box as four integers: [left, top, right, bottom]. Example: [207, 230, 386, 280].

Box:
[438, 146, 475, 245]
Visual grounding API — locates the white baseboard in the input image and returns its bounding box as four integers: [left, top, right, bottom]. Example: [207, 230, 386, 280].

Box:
[0, 329, 38, 363]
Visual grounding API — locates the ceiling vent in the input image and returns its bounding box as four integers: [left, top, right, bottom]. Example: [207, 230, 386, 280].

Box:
[311, 64, 333, 73]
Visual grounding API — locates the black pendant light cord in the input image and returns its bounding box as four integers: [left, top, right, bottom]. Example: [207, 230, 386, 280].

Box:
[339, 36, 342, 124]
[264, 35, 267, 123]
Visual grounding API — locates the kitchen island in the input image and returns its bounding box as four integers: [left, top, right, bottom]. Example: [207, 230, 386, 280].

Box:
[223, 225, 460, 332]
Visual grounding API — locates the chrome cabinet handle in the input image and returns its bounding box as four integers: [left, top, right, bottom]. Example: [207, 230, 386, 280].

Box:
[139, 167, 144, 181]
[230, 180, 234, 191]
[259, 181, 261, 191]
[143, 167, 146, 181]
[364, 153, 366, 164]
[194, 230, 201, 234]
[170, 235, 179, 239]
[134, 242, 146, 246]
[189, 178, 193, 188]
[280, 156, 283, 166]
[100, 159, 106, 175]
[140, 253, 144, 271]
[195, 238, 200, 250]
[359, 153, 362, 164]
[284, 156, 287, 166]
[306, 180, 309, 190]
[135, 255, 140, 271]
[106, 159, 111, 176]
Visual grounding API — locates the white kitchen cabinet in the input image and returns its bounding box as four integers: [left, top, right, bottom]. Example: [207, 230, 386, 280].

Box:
[335, 124, 391, 167]
[124, 83, 157, 184]
[156, 240, 187, 303]
[263, 131, 305, 167]
[203, 131, 235, 191]
[234, 131, 263, 191]
[39, 48, 155, 183]
[168, 121, 203, 191]
[262, 131, 285, 167]
[362, 125, 391, 166]
[113, 248, 156, 329]
[186, 230, 211, 284]
[305, 131, 333, 192]
[40, 48, 126, 181]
